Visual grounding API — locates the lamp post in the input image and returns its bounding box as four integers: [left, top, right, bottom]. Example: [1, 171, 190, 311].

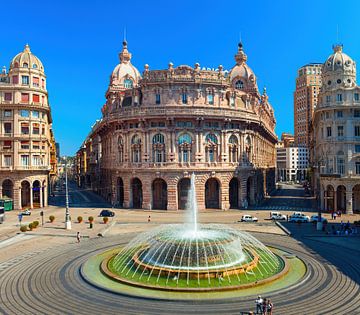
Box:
[316, 159, 323, 231]
[64, 157, 71, 230]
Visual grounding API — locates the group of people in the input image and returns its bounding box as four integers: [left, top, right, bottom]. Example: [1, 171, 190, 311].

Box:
[331, 210, 342, 220]
[255, 295, 273, 314]
[330, 220, 358, 236]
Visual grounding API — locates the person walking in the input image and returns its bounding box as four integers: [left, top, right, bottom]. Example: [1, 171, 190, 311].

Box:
[76, 231, 81, 243]
[266, 299, 273, 315]
[255, 295, 263, 314]
[262, 298, 267, 315]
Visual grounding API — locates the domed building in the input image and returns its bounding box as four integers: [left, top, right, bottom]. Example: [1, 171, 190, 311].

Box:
[313, 44, 360, 214]
[76, 41, 277, 210]
[0, 44, 57, 209]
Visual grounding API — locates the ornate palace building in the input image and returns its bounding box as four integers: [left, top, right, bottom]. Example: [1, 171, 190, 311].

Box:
[0, 44, 57, 209]
[76, 41, 277, 210]
[313, 45, 360, 214]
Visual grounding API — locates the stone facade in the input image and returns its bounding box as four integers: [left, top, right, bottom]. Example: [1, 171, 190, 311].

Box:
[0, 44, 56, 209]
[313, 45, 360, 214]
[76, 42, 277, 210]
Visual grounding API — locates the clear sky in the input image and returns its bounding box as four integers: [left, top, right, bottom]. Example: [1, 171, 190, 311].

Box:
[1, 0, 360, 156]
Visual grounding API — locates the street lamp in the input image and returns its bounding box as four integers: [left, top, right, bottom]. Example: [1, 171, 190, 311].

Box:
[64, 157, 71, 230]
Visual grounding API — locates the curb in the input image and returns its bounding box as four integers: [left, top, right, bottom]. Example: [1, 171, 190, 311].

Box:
[275, 221, 291, 236]
[17, 232, 90, 238]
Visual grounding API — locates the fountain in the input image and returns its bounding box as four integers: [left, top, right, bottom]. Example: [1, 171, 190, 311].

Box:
[102, 174, 285, 291]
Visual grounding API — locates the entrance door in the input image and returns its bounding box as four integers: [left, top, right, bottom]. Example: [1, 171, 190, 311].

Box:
[178, 178, 190, 210]
[205, 178, 220, 209]
[131, 178, 142, 208]
[152, 179, 167, 210]
[117, 178, 124, 207]
[229, 178, 239, 209]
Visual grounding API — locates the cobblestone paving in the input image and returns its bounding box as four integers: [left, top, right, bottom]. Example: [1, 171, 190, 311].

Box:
[0, 232, 359, 315]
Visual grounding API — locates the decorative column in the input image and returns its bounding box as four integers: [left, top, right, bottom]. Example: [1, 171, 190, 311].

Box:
[39, 186, 43, 208]
[333, 187, 337, 212]
[44, 184, 48, 207]
[346, 190, 353, 214]
[30, 186, 33, 209]
[320, 185, 324, 210]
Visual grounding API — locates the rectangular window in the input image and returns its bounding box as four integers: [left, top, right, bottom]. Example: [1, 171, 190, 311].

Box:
[33, 77, 39, 87]
[326, 95, 331, 103]
[20, 110, 29, 117]
[355, 93, 359, 101]
[32, 141, 40, 149]
[355, 145, 360, 153]
[337, 158, 345, 175]
[337, 111, 343, 118]
[32, 111, 39, 118]
[207, 94, 214, 105]
[12, 75, 18, 84]
[337, 94, 343, 102]
[356, 162, 360, 175]
[21, 123, 29, 135]
[21, 76, 29, 85]
[21, 93, 29, 103]
[4, 110, 12, 117]
[4, 93, 12, 101]
[155, 94, 161, 104]
[41, 79, 45, 88]
[32, 94, 40, 103]
[4, 123, 11, 134]
[354, 110, 360, 118]
[21, 141, 29, 149]
[32, 155, 42, 166]
[3, 140, 11, 149]
[41, 125, 45, 135]
[21, 155, 29, 166]
[327, 126, 332, 137]
[33, 124, 40, 135]
[182, 93, 187, 104]
[355, 126, 360, 137]
[3, 155, 12, 167]
[337, 125, 344, 137]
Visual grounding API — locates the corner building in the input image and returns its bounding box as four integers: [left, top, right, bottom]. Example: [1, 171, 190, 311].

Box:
[0, 45, 56, 209]
[77, 42, 277, 210]
[313, 45, 360, 214]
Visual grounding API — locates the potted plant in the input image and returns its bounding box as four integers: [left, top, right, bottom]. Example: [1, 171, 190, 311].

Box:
[103, 217, 109, 224]
[33, 221, 39, 228]
[20, 225, 27, 232]
[77, 216, 83, 223]
[49, 215, 55, 223]
[28, 222, 34, 231]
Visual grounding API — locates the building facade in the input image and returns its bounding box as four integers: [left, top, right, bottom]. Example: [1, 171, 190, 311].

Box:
[294, 63, 322, 147]
[313, 45, 360, 214]
[0, 44, 56, 209]
[76, 41, 277, 210]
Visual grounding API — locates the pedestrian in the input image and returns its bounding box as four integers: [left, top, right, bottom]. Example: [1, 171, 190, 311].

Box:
[76, 231, 80, 243]
[266, 300, 273, 315]
[148, 215, 151, 223]
[255, 295, 263, 314]
[262, 298, 267, 315]
[333, 212, 337, 220]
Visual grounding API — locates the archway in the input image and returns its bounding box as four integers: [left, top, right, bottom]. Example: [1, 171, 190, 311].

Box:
[21, 181, 31, 208]
[205, 178, 220, 209]
[131, 178, 142, 209]
[229, 177, 240, 209]
[33, 180, 41, 208]
[152, 179, 167, 210]
[336, 185, 346, 213]
[353, 185, 360, 213]
[178, 178, 190, 210]
[325, 185, 334, 212]
[2, 179, 13, 199]
[246, 177, 255, 205]
[117, 177, 124, 208]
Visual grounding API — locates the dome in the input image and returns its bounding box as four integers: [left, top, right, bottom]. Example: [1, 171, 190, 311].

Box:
[9, 44, 44, 71]
[111, 41, 141, 87]
[322, 45, 356, 88]
[229, 42, 257, 88]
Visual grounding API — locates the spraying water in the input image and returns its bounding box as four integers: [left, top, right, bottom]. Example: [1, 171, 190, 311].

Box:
[186, 173, 198, 234]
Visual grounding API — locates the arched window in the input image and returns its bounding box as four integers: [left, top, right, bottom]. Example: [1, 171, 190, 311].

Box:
[228, 135, 238, 163]
[124, 79, 133, 88]
[118, 136, 124, 163]
[178, 133, 192, 162]
[235, 80, 244, 89]
[23, 63, 28, 68]
[205, 133, 218, 162]
[32, 64, 38, 69]
[244, 135, 252, 164]
[152, 133, 165, 163]
[131, 134, 141, 163]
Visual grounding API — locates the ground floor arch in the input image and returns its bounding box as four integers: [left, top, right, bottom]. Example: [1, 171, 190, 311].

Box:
[32, 180, 41, 208]
[21, 181, 31, 208]
[152, 178, 167, 210]
[205, 178, 220, 209]
[336, 185, 346, 213]
[246, 176, 255, 206]
[325, 185, 335, 212]
[229, 177, 240, 209]
[131, 178, 142, 209]
[178, 178, 190, 210]
[117, 177, 124, 208]
[353, 185, 360, 213]
[2, 179, 13, 199]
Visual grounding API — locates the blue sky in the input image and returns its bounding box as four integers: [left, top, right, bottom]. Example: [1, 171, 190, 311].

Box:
[1, 0, 360, 156]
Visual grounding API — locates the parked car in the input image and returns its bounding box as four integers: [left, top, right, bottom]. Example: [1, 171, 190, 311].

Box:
[99, 209, 115, 217]
[289, 213, 310, 223]
[240, 215, 258, 222]
[310, 215, 328, 223]
[21, 209, 31, 216]
[270, 212, 287, 220]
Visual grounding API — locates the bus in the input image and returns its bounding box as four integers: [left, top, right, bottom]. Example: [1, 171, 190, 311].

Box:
[0, 206, 4, 223]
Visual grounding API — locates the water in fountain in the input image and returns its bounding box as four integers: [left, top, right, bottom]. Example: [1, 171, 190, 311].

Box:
[185, 173, 198, 235]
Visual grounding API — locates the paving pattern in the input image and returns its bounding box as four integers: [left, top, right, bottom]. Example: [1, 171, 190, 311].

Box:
[0, 233, 359, 315]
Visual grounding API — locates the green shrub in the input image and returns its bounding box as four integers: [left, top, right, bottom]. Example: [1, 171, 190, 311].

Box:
[88, 216, 94, 223]
[20, 225, 27, 232]
[103, 217, 109, 224]
[77, 216, 83, 223]
[33, 221, 39, 228]
[49, 215, 55, 223]
[28, 223, 34, 231]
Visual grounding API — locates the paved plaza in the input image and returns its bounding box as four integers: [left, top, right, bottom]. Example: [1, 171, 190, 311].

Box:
[0, 185, 359, 314]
